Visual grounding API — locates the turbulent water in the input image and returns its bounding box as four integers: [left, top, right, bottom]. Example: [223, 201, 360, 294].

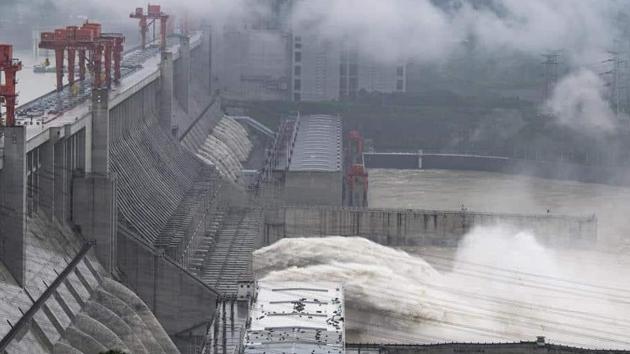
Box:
[254, 233, 630, 349]
[254, 168, 630, 348]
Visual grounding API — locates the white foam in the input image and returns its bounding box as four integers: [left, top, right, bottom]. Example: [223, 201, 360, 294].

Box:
[253, 227, 630, 348]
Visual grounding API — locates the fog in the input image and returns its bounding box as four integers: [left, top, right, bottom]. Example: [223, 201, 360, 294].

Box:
[254, 233, 630, 348]
[291, 0, 621, 66]
[544, 69, 621, 134]
[5, 0, 625, 63]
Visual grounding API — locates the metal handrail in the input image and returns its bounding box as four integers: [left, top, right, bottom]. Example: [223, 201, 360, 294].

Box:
[0, 241, 95, 351]
[179, 95, 219, 143]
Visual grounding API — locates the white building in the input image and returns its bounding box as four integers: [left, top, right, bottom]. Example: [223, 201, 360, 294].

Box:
[211, 22, 406, 102]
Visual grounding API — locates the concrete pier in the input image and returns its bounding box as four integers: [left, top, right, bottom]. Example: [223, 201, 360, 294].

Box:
[72, 176, 117, 273]
[176, 35, 191, 113]
[160, 51, 174, 134]
[91, 88, 110, 175]
[0, 126, 26, 285]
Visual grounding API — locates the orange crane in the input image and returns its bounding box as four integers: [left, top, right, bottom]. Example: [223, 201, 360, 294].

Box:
[39, 22, 125, 91]
[0, 44, 22, 127]
[130, 4, 169, 51]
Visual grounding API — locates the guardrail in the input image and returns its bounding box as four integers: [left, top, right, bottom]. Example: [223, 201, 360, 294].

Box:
[228, 116, 274, 138]
[0, 241, 95, 351]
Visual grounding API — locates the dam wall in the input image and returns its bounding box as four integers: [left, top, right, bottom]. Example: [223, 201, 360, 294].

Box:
[263, 206, 597, 248]
[116, 226, 218, 336]
[0, 30, 233, 352]
[365, 152, 630, 186]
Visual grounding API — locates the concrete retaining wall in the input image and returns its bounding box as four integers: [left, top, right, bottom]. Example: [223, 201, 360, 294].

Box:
[284, 171, 344, 206]
[347, 342, 627, 354]
[264, 206, 597, 248]
[364, 152, 630, 186]
[116, 231, 218, 336]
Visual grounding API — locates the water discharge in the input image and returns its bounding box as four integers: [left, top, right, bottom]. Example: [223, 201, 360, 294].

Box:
[253, 229, 630, 349]
[195, 116, 253, 182]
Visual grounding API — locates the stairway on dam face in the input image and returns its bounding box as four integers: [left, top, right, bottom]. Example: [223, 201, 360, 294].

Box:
[111, 120, 206, 245]
[155, 164, 222, 261]
[204, 300, 248, 354]
[197, 209, 262, 295]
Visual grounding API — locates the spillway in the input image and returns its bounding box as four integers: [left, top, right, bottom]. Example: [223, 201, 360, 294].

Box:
[195, 116, 253, 183]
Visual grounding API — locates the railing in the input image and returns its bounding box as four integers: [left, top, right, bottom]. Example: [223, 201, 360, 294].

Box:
[228, 116, 274, 138]
[179, 95, 219, 143]
[0, 241, 95, 351]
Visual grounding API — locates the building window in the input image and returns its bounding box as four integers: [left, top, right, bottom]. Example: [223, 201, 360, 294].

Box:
[397, 66, 404, 77]
[294, 65, 301, 76]
[294, 93, 301, 101]
[294, 79, 301, 91]
[295, 51, 301, 62]
[295, 36, 301, 42]
[295, 42, 302, 49]
[397, 79, 404, 91]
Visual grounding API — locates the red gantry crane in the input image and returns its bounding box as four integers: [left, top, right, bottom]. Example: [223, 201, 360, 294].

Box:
[345, 130, 369, 207]
[130, 4, 169, 51]
[39, 22, 125, 91]
[0, 44, 22, 127]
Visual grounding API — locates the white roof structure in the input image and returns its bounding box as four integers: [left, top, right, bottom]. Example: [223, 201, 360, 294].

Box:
[244, 281, 345, 354]
[288, 115, 342, 172]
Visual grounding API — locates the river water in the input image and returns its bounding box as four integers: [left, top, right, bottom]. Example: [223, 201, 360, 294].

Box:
[368, 168, 630, 248]
[13, 50, 58, 105]
[254, 168, 630, 348]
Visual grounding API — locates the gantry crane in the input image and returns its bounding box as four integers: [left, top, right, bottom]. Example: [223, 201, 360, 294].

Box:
[39, 22, 125, 91]
[0, 44, 22, 127]
[130, 4, 169, 51]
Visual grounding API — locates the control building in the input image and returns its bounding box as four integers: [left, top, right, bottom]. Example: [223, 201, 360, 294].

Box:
[211, 15, 406, 102]
[291, 34, 406, 102]
[211, 25, 292, 101]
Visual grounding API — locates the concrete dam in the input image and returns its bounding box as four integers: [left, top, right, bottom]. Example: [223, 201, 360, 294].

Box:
[0, 15, 613, 354]
[0, 27, 261, 353]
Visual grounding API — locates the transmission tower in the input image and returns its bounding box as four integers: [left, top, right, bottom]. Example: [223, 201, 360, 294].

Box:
[602, 50, 627, 116]
[542, 52, 560, 102]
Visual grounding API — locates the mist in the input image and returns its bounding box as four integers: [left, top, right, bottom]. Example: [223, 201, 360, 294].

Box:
[289, 0, 623, 66]
[254, 232, 630, 349]
[5, 0, 625, 64]
[544, 69, 621, 134]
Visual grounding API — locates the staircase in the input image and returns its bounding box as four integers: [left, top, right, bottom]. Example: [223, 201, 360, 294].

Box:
[198, 209, 262, 295]
[187, 209, 226, 271]
[205, 299, 248, 354]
